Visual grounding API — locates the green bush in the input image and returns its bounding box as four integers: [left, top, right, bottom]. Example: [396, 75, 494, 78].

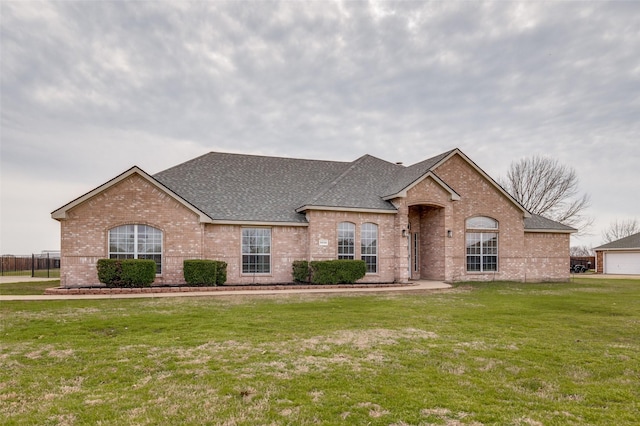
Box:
[292, 260, 311, 283]
[97, 259, 122, 286]
[183, 259, 227, 286]
[120, 259, 156, 287]
[215, 261, 227, 285]
[97, 259, 155, 288]
[309, 260, 367, 284]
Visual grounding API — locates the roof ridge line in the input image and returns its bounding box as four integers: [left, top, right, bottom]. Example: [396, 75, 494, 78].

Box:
[202, 151, 350, 165]
[304, 155, 370, 206]
[154, 151, 351, 177]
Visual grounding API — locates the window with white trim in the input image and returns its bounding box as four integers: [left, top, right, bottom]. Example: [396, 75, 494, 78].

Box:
[109, 224, 162, 274]
[361, 223, 378, 273]
[465, 216, 498, 272]
[337, 222, 355, 260]
[242, 228, 271, 274]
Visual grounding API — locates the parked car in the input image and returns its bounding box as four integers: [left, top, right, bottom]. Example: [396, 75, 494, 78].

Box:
[572, 264, 587, 273]
[570, 258, 592, 273]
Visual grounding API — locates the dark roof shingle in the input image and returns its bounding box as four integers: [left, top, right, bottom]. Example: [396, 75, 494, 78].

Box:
[154, 152, 350, 223]
[594, 232, 640, 250]
[524, 214, 577, 232]
[382, 149, 455, 197]
[302, 155, 401, 211]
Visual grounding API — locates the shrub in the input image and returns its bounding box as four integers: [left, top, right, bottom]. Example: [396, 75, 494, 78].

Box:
[215, 261, 227, 285]
[292, 260, 311, 283]
[183, 259, 227, 286]
[120, 259, 156, 287]
[97, 259, 122, 287]
[309, 260, 366, 284]
[97, 259, 155, 288]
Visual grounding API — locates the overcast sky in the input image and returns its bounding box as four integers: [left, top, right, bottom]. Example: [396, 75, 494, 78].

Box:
[1, 1, 639, 254]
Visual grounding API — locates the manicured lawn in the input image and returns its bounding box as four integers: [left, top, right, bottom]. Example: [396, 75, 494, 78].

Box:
[1, 269, 60, 278]
[32, 268, 61, 278]
[1, 278, 638, 425]
[0, 280, 60, 295]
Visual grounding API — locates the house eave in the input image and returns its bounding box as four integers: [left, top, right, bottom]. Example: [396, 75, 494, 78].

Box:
[594, 247, 640, 252]
[524, 229, 576, 234]
[210, 220, 309, 227]
[296, 205, 397, 214]
[51, 166, 214, 224]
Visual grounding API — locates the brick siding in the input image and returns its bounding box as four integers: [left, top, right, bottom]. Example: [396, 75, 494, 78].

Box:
[306, 210, 399, 283]
[59, 174, 204, 287]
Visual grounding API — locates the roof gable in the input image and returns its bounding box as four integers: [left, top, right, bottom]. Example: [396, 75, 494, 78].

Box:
[384, 148, 530, 218]
[383, 171, 461, 201]
[51, 167, 213, 223]
[434, 149, 532, 218]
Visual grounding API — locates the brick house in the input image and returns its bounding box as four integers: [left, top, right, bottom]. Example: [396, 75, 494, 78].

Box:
[51, 148, 575, 287]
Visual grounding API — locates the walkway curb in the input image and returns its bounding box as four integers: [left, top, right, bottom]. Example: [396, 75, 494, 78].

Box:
[0, 281, 451, 301]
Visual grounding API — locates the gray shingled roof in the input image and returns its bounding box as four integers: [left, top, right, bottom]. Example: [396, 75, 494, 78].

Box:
[594, 232, 640, 250]
[303, 155, 402, 211]
[154, 152, 351, 223]
[523, 214, 577, 232]
[153, 151, 460, 224]
[152, 150, 573, 233]
[382, 149, 456, 197]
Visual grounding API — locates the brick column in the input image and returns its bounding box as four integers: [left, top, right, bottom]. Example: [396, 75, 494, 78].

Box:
[392, 199, 409, 283]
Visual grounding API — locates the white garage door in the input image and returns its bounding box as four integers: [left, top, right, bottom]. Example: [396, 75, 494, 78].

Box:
[604, 252, 640, 274]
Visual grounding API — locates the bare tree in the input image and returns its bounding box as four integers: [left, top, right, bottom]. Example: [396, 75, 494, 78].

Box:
[500, 156, 593, 234]
[601, 218, 639, 243]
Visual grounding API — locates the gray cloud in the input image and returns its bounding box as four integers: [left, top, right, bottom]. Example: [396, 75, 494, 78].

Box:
[1, 1, 639, 252]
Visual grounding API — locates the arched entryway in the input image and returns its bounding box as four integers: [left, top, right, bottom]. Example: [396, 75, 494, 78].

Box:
[408, 204, 446, 280]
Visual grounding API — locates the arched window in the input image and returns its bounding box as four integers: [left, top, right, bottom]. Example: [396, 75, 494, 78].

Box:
[465, 216, 498, 272]
[337, 222, 355, 260]
[109, 224, 163, 274]
[361, 223, 378, 273]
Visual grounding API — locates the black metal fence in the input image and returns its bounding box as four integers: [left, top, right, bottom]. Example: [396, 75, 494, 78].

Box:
[0, 253, 61, 278]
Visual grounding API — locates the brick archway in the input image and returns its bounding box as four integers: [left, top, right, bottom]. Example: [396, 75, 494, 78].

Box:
[408, 204, 446, 280]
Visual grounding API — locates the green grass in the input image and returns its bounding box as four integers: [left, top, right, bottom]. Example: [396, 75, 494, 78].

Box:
[1, 278, 638, 425]
[1, 269, 60, 278]
[33, 268, 60, 278]
[0, 280, 60, 295]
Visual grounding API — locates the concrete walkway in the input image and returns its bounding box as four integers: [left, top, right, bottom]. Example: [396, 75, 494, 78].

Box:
[573, 273, 640, 279]
[0, 280, 451, 301]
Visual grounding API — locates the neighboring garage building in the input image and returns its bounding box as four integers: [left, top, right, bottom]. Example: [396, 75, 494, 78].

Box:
[594, 232, 640, 275]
